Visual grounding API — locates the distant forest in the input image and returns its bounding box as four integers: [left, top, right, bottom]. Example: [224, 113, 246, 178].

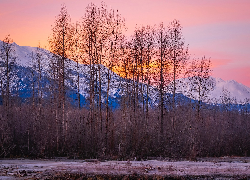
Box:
[0, 3, 249, 159]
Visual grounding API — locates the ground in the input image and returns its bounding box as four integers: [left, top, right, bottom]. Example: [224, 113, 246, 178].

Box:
[1, 157, 250, 179]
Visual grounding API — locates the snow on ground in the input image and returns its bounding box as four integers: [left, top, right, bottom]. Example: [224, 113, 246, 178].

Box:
[1, 157, 250, 179]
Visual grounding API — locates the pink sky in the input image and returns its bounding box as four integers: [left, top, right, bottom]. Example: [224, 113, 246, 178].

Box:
[0, 0, 250, 87]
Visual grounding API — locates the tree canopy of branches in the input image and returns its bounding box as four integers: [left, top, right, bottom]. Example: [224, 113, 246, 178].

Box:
[0, 3, 249, 160]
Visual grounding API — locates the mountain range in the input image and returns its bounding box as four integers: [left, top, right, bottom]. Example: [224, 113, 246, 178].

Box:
[1, 41, 250, 106]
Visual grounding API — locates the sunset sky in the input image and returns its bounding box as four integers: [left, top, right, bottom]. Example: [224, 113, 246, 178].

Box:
[0, 0, 250, 87]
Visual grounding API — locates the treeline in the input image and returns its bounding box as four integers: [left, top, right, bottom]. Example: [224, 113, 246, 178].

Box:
[0, 3, 250, 159]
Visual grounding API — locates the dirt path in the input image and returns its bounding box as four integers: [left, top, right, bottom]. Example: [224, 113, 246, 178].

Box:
[1, 157, 250, 179]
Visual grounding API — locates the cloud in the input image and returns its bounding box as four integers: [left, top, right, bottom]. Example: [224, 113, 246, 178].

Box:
[210, 59, 232, 68]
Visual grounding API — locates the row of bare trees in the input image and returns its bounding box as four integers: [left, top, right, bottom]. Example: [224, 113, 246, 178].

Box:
[0, 3, 249, 159]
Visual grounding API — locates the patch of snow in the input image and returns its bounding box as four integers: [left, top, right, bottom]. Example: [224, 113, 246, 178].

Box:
[1, 158, 250, 178]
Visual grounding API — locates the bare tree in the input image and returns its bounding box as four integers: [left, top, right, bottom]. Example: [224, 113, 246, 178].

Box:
[81, 3, 106, 153]
[0, 35, 16, 111]
[184, 57, 214, 159]
[154, 23, 169, 143]
[167, 20, 189, 99]
[144, 26, 155, 131]
[186, 57, 215, 117]
[167, 20, 189, 128]
[48, 4, 74, 152]
[80, 3, 125, 154]
[0, 35, 16, 157]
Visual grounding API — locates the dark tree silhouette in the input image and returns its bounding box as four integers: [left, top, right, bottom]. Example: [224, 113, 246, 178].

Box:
[167, 20, 189, 129]
[0, 35, 16, 157]
[48, 4, 74, 153]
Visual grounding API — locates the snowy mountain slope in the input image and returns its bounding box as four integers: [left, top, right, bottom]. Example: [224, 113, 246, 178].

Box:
[0, 41, 159, 108]
[67, 61, 160, 107]
[0, 40, 52, 67]
[175, 77, 250, 104]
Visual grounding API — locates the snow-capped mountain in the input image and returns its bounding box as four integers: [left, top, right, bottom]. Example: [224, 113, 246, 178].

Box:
[209, 78, 250, 103]
[175, 77, 250, 104]
[1, 41, 249, 106]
